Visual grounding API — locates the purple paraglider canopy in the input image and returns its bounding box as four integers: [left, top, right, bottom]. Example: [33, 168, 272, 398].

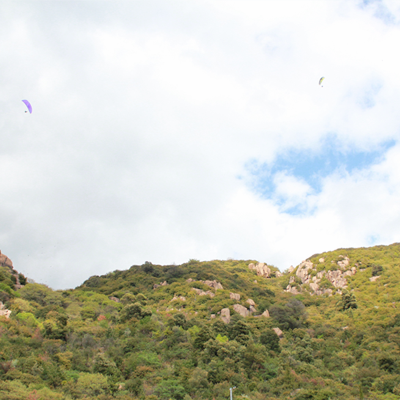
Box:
[22, 99, 32, 113]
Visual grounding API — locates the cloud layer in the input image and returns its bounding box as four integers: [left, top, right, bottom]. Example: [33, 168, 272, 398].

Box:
[1, 0, 400, 289]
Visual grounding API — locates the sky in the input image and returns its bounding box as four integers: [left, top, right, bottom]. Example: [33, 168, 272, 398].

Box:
[1, 0, 400, 290]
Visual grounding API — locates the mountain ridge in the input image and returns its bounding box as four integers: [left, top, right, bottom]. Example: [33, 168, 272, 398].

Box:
[1, 243, 400, 399]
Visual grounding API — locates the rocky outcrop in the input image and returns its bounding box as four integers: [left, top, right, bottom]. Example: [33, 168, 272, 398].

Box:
[203, 280, 223, 290]
[192, 288, 215, 298]
[171, 295, 186, 302]
[248, 262, 271, 278]
[230, 293, 240, 301]
[370, 276, 380, 282]
[296, 260, 313, 281]
[285, 285, 301, 294]
[273, 327, 283, 338]
[286, 257, 358, 296]
[261, 309, 270, 318]
[233, 304, 250, 317]
[221, 308, 230, 324]
[337, 256, 350, 269]
[246, 299, 255, 306]
[0, 251, 13, 269]
[0, 302, 11, 319]
[153, 281, 168, 289]
[109, 296, 120, 302]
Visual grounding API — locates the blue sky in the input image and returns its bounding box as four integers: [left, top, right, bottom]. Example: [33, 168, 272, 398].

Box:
[1, 0, 400, 289]
[245, 136, 396, 215]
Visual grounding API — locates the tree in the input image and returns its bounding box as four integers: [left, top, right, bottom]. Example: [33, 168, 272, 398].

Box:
[260, 329, 280, 352]
[338, 290, 357, 311]
[269, 299, 307, 330]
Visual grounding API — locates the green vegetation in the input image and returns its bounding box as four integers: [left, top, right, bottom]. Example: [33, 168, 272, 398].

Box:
[1, 245, 400, 399]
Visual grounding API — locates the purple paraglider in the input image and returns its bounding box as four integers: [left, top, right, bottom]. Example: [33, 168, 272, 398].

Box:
[22, 99, 32, 113]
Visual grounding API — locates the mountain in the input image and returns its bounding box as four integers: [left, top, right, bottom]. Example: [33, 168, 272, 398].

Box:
[1, 244, 400, 399]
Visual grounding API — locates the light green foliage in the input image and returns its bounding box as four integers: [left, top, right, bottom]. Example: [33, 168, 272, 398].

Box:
[2, 245, 400, 399]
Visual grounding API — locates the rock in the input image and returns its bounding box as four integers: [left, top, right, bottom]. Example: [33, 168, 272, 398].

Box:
[326, 270, 347, 288]
[186, 278, 195, 283]
[285, 285, 300, 294]
[337, 256, 350, 269]
[221, 308, 230, 324]
[249, 262, 271, 278]
[0, 302, 11, 319]
[153, 281, 168, 289]
[272, 327, 283, 338]
[230, 293, 241, 301]
[0, 251, 13, 269]
[261, 309, 270, 318]
[210, 314, 216, 319]
[288, 266, 295, 273]
[319, 258, 325, 263]
[192, 288, 215, 298]
[203, 280, 223, 290]
[309, 282, 319, 292]
[246, 299, 255, 306]
[171, 295, 186, 302]
[233, 304, 250, 317]
[275, 271, 282, 277]
[296, 261, 314, 282]
[249, 305, 256, 313]
[109, 296, 120, 302]
[370, 276, 380, 282]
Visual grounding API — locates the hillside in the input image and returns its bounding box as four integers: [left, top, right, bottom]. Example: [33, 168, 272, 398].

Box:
[1, 244, 400, 399]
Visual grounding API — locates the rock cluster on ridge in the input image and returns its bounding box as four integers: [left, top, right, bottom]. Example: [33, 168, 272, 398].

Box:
[0, 250, 13, 269]
[285, 256, 357, 296]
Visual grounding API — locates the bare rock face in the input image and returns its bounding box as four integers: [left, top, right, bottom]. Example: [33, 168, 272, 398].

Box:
[0, 302, 11, 319]
[221, 308, 230, 324]
[319, 258, 325, 263]
[248, 262, 271, 278]
[275, 271, 283, 277]
[337, 256, 350, 269]
[230, 293, 241, 301]
[272, 327, 283, 338]
[326, 270, 348, 288]
[233, 304, 250, 317]
[0, 251, 13, 269]
[288, 266, 295, 273]
[296, 260, 314, 282]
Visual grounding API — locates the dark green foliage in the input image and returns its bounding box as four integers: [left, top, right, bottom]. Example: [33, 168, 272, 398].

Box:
[338, 290, 357, 311]
[3, 245, 400, 399]
[269, 299, 307, 330]
[260, 329, 280, 352]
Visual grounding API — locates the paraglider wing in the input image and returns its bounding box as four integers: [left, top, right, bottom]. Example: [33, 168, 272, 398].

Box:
[319, 77, 325, 86]
[22, 100, 32, 113]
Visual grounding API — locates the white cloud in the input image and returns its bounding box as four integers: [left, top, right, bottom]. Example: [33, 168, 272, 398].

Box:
[1, 0, 400, 288]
